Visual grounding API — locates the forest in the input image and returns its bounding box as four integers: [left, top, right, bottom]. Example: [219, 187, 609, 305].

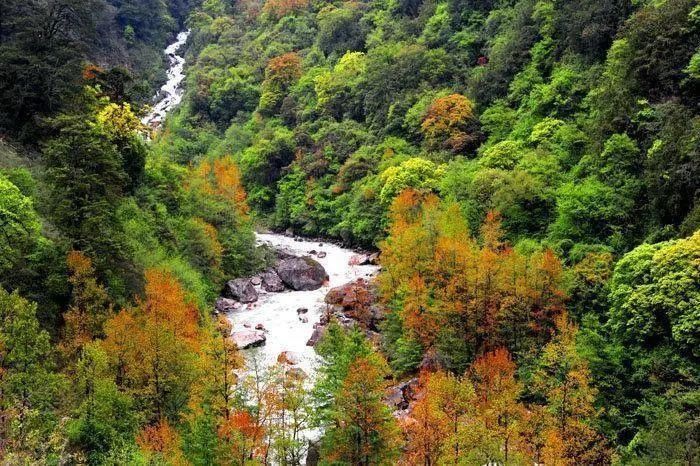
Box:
[0, 0, 698, 464]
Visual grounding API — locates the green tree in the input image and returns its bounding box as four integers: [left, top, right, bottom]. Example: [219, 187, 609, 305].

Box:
[320, 353, 400, 465]
[0, 288, 65, 460]
[608, 231, 700, 357]
[67, 343, 139, 465]
[0, 174, 40, 277]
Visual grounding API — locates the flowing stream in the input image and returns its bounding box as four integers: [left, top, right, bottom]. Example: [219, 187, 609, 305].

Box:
[142, 30, 191, 128]
[232, 233, 379, 377]
[144, 29, 379, 380]
[147, 27, 380, 460]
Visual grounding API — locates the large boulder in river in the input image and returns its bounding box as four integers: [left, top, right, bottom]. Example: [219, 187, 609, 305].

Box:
[232, 330, 266, 349]
[277, 351, 301, 365]
[261, 269, 285, 292]
[276, 256, 329, 291]
[325, 278, 383, 330]
[223, 278, 258, 303]
[215, 297, 240, 313]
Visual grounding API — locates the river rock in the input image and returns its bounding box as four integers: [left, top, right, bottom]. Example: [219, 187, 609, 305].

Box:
[251, 276, 262, 286]
[232, 330, 266, 349]
[324, 278, 383, 329]
[306, 324, 326, 346]
[385, 386, 407, 410]
[276, 256, 328, 291]
[349, 254, 369, 266]
[385, 377, 420, 411]
[277, 351, 301, 365]
[223, 278, 258, 303]
[300, 316, 308, 323]
[276, 249, 297, 261]
[261, 269, 285, 292]
[255, 323, 265, 331]
[297, 307, 308, 314]
[368, 252, 380, 265]
[215, 297, 239, 313]
[317, 251, 327, 258]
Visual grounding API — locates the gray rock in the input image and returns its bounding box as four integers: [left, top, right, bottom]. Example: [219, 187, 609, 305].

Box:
[385, 386, 407, 410]
[276, 256, 328, 291]
[251, 276, 262, 286]
[349, 254, 370, 265]
[297, 307, 308, 314]
[261, 269, 285, 292]
[255, 323, 265, 331]
[277, 351, 301, 365]
[215, 297, 239, 313]
[306, 440, 320, 466]
[223, 278, 258, 303]
[232, 330, 266, 349]
[317, 251, 327, 258]
[306, 325, 326, 346]
[385, 378, 420, 411]
[300, 316, 308, 323]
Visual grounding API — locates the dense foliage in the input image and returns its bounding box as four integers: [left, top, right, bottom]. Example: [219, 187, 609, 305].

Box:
[1, 0, 699, 463]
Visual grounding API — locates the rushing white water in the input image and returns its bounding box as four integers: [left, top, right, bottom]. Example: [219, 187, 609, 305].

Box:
[142, 30, 191, 128]
[229, 233, 379, 377]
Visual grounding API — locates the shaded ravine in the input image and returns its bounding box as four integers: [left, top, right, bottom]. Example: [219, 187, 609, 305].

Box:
[229, 233, 379, 377]
[142, 30, 190, 129]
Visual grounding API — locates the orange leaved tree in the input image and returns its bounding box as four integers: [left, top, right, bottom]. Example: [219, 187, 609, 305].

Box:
[534, 314, 612, 465]
[402, 370, 475, 465]
[323, 354, 400, 465]
[60, 251, 112, 364]
[469, 348, 528, 464]
[262, 0, 309, 19]
[102, 268, 202, 422]
[380, 190, 565, 372]
[421, 94, 477, 153]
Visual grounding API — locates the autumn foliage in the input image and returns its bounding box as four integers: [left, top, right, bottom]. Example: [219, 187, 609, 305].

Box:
[60, 251, 112, 363]
[421, 94, 477, 153]
[262, 0, 309, 19]
[380, 190, 565, 363]
[102, 268, 202, 420]
[401, 338, 609, 465]
[137, 419, 187, 464]
[190, 157, 250, 218]
[217, 410, 266, 463]
[323, 354, 400, 465]
[265, 52, 303, 87]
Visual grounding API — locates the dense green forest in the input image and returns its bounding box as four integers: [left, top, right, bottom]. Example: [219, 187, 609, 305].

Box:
[0, 0, 699, 464]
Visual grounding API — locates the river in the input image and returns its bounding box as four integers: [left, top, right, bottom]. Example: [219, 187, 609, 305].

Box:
[142, 30, 378, 379]
[235, 233, 379, 377]
[141, 30, 191, 129]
